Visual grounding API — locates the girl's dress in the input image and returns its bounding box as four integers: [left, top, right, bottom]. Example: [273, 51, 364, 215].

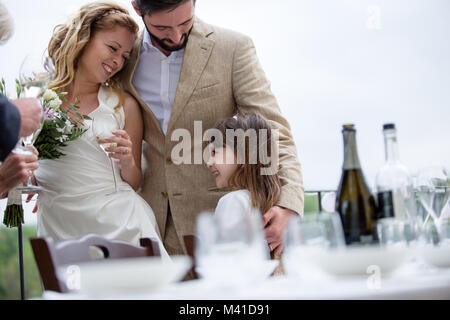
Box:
[214, 189, 283, 274]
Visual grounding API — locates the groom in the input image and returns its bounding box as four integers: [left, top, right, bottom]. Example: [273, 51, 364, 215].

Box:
[123, 0, 304, 258]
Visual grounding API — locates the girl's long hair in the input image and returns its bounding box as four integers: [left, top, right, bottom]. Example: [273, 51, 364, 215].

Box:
[212, 113, 281, 213]
[47, 1, 139, 108]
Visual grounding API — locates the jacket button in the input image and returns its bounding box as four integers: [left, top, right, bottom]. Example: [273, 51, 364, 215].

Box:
[161, 192, 168, 198]
[166, 156, 172, 165]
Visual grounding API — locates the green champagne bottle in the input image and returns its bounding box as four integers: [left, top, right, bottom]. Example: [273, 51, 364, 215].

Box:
[335, 124, 377, 245]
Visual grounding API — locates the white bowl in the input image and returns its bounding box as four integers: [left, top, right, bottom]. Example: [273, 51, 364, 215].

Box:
[196, 259, 279, 283]
[316, 246, 413, 276]
[258, 260, 280, 278]
[419, 246, 450, 268]
[74, 255, 191, 297]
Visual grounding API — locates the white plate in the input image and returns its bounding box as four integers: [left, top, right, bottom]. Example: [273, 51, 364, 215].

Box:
[71, 255, 191, 297]
[419, 246, 450, 268]
[314, 246, 413, 277]
[258, 260, 280, 278]
[196, 259, 279, 282]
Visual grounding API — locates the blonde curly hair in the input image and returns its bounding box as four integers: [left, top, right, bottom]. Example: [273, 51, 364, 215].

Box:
[48, 1, 139, 106]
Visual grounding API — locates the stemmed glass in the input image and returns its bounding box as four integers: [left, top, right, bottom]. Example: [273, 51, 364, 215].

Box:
[91, 113, 124, 196]
[13, 112, 44, 192]
[18, 53, 52, 98]
[282, 212, 346, 280]
[194, 208, 269, 287]
[376, 218, 419, 248]
[14, 54, 52, 192]
[415, 166, 450, 248]
[440, 166, 450, 225]
[414, 166, 449, 233]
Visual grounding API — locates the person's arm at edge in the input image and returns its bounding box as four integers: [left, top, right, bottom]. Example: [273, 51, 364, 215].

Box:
[0, 93, 21, 161]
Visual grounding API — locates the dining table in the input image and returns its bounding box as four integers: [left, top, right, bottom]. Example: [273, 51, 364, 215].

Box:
[40, 256, 450, 300]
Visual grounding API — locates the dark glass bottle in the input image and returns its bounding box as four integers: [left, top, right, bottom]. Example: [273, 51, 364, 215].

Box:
[335, 124, 377, 245]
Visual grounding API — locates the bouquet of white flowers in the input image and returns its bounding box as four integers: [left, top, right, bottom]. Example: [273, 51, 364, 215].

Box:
[1, 79, 90, 227]
[35, 88, 90, 160]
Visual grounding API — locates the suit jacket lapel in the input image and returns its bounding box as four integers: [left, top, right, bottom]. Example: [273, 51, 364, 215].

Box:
[167, 18, 215, 133]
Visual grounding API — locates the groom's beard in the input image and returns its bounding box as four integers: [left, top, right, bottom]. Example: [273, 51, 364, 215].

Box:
[144, 22, 192, 52]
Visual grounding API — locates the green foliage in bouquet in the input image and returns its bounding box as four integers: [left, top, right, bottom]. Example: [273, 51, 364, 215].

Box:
[2, 204, 24, 228]
[0, 78, 7, 96]
[34, 89, 91, 160]
[2, 78, 91, 160]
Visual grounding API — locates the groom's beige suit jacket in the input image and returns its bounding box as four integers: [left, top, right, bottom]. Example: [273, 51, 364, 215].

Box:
[122, 17, 304, 254]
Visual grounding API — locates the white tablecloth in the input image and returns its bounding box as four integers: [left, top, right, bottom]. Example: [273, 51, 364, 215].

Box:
[42, 259, 450, 300]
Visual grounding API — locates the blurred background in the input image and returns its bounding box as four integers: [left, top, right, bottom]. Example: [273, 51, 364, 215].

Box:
[0, 0, 449, 298]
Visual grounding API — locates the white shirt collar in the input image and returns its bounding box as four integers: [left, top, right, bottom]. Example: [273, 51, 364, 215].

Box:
[142, 29, 154, 51]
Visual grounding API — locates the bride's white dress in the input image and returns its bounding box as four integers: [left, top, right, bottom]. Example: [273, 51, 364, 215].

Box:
[35, 85, 169, 260]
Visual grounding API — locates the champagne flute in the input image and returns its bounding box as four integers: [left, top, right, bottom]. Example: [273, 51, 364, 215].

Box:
[14, 54, 52, 192]
[13, 109, 44, 192]
[91, 113, 123, 196]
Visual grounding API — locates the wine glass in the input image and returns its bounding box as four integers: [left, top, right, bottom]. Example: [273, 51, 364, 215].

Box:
[440, 165, 450, 224]
[91, 113, 124, 196]
[14, 54, 52, 192]
[282, 212, 345, 281]
[194, 208, 269, 287]
[376, 218, 419, 248]
[13, 112, 44, 192]
[414, 166, 449, 232]
[283, 212, 346, 250]
[321, 191, 336, 213]
[18, 53, 52, 99]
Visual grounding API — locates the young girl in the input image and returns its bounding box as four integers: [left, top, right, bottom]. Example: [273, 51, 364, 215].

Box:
[206, 113, 283, 274]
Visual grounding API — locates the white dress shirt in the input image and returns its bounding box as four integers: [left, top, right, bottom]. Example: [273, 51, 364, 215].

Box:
[132, 30, 185, 135]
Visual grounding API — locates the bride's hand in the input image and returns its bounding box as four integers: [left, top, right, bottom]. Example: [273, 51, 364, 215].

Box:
[103, 130, 134, 167]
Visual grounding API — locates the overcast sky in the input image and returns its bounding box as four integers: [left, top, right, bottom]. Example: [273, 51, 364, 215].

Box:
[1, 0, 449, 224]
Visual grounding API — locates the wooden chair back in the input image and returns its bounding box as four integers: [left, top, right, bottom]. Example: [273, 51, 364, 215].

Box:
[30, 234, 161, 293]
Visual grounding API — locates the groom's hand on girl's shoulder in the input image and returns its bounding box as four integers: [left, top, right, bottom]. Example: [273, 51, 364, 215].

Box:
[263, 206, 297, 255]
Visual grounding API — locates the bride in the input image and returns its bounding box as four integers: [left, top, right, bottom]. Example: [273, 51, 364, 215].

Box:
[34, 2, 169, 259]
